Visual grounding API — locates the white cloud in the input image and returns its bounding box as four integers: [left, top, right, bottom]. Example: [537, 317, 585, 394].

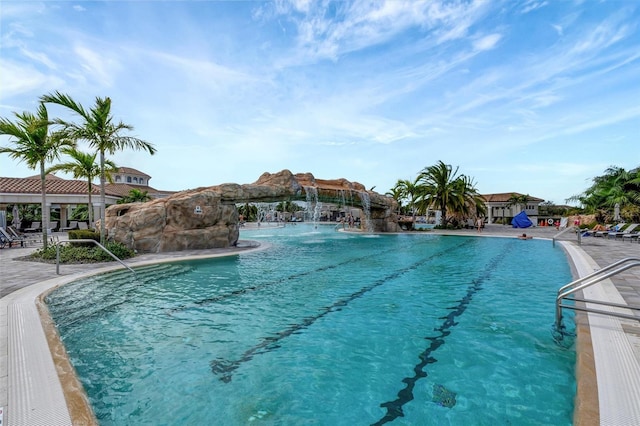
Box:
[73, 45, 122, 87]
[0, 59, 63, 98]
[520, 0, 549, 14]
[473, 33, 502, 51]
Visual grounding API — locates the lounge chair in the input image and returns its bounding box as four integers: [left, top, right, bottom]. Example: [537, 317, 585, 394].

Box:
[0, 227, 25, 248]
[48, 221, 58, 232]
[61, 220, 79, 231]
[24, 221, 41, 232]
[621, 226, 640, 242]
[595, 222, 625, 237]
[78, 222, 89, 230]
[608, 223, 638, 239]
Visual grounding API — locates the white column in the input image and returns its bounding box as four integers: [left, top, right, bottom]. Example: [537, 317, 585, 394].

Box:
[92, 203, 101, 229]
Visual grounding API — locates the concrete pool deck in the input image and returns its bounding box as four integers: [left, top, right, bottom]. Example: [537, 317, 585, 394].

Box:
[1, 224, 639, 425]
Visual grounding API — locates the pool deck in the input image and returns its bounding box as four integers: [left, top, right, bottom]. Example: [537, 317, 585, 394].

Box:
[1, 224, 639, 425]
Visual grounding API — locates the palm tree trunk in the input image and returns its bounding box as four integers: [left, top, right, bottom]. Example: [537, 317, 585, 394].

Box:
[99, 149, 106, 244]
[87, 180, 94, 226]
[40, 161, 48, 249]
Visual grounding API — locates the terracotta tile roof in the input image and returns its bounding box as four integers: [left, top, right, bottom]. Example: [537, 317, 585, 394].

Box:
[26, 173, 64, 180]
[1, 175, 175, 199]
[0, 176, 104, 195]
[481, 192, 545, 203]
[117, 167, 151, 178]
[105, 183, 174, 198]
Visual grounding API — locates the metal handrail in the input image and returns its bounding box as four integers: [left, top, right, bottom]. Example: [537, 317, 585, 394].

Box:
[56, 239, 135, 275]
[552, 225, 580, 247]
[555, 257, 640, 329]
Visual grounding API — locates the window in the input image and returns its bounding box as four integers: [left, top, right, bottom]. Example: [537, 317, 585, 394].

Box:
[140, 178, 144, 184]
[133, 177, 138, 183]
[127, 176, 132, 183]
[115, 175, 121, 182]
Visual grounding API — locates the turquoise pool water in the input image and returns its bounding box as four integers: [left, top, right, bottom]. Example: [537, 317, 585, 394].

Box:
[46, 224, 575, 425]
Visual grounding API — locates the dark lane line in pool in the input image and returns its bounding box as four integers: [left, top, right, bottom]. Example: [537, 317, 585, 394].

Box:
[209, 239, 474, 383]
[168, 238, 426, 314]
[371, 241, 515, 425]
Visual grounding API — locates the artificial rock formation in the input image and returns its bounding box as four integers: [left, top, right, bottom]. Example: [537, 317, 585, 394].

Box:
[105, 170, 399, 253]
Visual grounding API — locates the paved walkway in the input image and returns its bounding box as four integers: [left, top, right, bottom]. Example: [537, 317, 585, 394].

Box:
[1, 226, 639, 425]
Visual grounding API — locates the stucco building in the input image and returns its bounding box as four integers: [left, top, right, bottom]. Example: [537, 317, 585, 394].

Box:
[0, 167, 174, 231]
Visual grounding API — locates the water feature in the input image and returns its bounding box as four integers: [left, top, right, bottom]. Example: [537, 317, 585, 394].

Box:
[46, 225, 575, 425]
[357, 190, 373, 232]
[303, 186, 322, 224]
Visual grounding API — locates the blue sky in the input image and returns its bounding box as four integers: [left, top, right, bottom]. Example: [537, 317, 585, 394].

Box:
[1, 0, 639, 205]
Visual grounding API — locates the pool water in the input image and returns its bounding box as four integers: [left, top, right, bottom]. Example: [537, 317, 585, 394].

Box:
[46, 224, 575, 425]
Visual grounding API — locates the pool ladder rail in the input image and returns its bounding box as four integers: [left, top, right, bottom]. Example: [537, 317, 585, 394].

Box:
[555, 257, 640, 331]
[54, 238, 136, 275]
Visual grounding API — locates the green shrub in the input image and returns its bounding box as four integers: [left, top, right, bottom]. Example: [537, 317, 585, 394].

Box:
[68, 229, 101, 247]
[30, 241, 135, 264]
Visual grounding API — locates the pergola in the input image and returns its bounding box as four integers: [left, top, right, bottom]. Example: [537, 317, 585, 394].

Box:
[0, 175, 120, 231]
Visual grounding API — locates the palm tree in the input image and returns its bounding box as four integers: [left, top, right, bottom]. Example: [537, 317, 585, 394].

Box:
[568, 166, 640, 220]
[41, 91, 156, 243]
[0, 102, 72, 248]
[416, 161, 462, 227]
[452, 175, 486, 220]
[47, 147, 118, 226]
[391, 178, 422, 219]
[415, 161, 485, 228]
[118, 188, 151, 204]
[506, 193, 530, 217]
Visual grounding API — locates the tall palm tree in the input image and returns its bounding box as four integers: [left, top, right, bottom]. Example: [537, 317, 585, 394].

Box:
[416, 161, 463, 227]
[568, 165, 640, 215]
[391, 178, 422, 219]
[47, 147, 118, 226]
[41, 91, 156, 243]
[0, 102, 72, 248]
[452, 175, 486, 220]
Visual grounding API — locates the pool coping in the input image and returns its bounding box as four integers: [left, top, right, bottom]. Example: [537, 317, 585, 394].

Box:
[3, 237, 640, 424]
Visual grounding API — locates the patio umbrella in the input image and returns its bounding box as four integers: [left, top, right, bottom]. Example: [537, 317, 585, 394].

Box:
[12, 205, 20, 228]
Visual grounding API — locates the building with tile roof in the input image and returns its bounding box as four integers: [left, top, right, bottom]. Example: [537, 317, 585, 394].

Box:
[0, 167, 175, 230]
[481, 192, 545, 225]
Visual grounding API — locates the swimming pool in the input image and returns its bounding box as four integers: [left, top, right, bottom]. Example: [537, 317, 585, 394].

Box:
[46, 224, 575, 425]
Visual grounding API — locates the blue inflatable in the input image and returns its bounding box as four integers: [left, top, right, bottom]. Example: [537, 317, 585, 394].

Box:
[512, 211, 533, 228]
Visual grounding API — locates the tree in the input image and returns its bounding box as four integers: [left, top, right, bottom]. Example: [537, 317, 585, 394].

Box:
[416, 161, 460, 227]
[506, 193, 530, 218]
[391, 178, 422, 218]
[118, 188, 151, 204]
[47, 147, 118, 225]
[568, 165, 640, 220]
[0, 102, 72, 248]
[41, 91, 156, 243]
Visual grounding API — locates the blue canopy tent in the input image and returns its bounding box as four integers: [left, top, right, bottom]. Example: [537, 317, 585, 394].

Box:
[512, 211, 533, 228]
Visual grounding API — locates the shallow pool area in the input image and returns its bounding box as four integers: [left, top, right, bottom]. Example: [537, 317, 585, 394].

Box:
[45, 224, 576, 425]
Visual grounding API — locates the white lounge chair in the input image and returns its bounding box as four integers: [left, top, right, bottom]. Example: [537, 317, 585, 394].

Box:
[78, 222, 89, 230]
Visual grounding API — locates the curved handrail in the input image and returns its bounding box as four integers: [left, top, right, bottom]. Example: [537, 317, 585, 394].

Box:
[555, 258, 640, 329]
[56, 239, 135, 275]
[557, 257, 640, 295]
[552, 225, 580, 247]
